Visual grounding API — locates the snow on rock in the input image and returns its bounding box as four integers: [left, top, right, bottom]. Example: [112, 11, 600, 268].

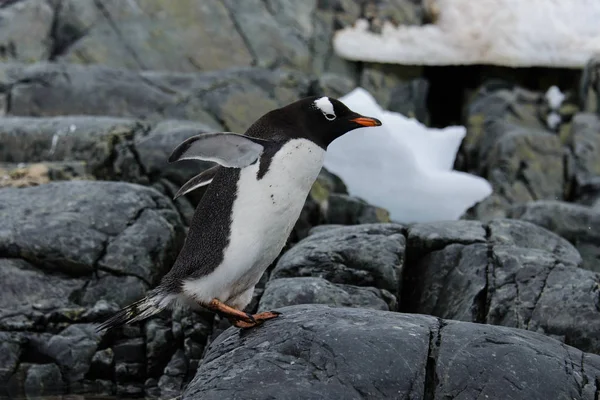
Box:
[333, 0, 600, 68]
[325, 88, 492, 223]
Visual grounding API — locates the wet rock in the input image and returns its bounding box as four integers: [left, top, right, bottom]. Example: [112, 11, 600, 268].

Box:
[509, 200, 600, 272]
[183, 305, 600, 400]
[272, 224, 405, 296]
[24, 363, 63, 397]
[404, 219, 600, 355]
[259, 277, 396, 312]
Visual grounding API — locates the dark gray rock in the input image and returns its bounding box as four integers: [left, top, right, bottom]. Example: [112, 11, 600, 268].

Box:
[404, 219, 600, 355]
[159, 349, 188, 398]
[0, 333, 22, 385]
[113, 338, 146, 365]
[326, 194, 391, 225]
[461, 85, 566, 220]
[0, 116, 148, 181]
[183, 305, 600, 400]
[145, 319, 176, 378]
[0, 0, 54, 64]
[24, 363, 63, 397]
[259, 277, 396, 312]
[0, 258, 85, 310]
[0, 181, 184, 307]
[360, 64, 429, 123]
[272, 224, 405, 296]
[488, 218, 582, 265]
[0, 63, 311, 132]
[580, 55, 600, 114]
[509, 200, 600, 272]
[89, 348, 114, 380]
[30, 324, 103, 383]
[55, 0, 254, 72]
[571, 113, 600, 188]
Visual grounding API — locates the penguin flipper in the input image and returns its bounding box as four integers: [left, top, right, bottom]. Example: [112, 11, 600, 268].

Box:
[168, 132, 271, 168]
[173, 165, 221, 199]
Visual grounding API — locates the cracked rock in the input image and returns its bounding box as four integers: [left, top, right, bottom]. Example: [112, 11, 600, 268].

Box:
[259, 277, 396, 312]
[509, 200, 600, 272]
[0, 63, 311, 132]
[272, 224, 405, 296]
[404, 219, 600, 355]
[183, 305, 600, 400]
[460, 84, 566, 220]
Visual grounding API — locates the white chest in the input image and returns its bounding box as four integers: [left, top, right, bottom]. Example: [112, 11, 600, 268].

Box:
[183, 138, 326, 304]
[228, 139, 325, 266]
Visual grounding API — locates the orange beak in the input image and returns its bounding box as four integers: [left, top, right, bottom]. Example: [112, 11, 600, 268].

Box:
[350, 117, 382, 127]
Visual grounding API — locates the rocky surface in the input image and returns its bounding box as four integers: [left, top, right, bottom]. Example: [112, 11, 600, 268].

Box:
[0, 1, 599, 398]
[272, 224, 406, 297]
[0, 180, 187, 397]
[403, 219, 600, 355]
[259, 277, 396, 312]
[0, 0, 424, 76]
[184, 305, 600, 400]
[509, 200, 600, 272]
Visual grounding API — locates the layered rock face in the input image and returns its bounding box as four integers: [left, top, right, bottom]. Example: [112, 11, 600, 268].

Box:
[1, 1, 600, 399]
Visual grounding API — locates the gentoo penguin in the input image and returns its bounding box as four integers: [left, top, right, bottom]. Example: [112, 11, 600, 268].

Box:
[97, 96, 381, 330]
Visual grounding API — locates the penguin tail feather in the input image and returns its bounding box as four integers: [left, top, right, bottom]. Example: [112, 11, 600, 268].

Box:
[96, 295, 165, 332]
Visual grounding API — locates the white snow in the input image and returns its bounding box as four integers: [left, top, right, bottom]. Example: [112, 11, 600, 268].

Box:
[325, 88, 492, 223]
[546, 112, 562, 130]
[333, 0, 600, 68]
[545, 86, 565, 110]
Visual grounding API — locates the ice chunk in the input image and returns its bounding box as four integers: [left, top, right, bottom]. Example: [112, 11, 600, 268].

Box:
[325, 88, 492, 223]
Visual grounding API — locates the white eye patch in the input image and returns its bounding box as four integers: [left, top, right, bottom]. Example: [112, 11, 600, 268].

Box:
[314, 97, 336, 120]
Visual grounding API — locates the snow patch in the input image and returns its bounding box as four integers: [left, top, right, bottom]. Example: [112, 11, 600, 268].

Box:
[333, 0, 600, 68]
[325, 88, 492, 223]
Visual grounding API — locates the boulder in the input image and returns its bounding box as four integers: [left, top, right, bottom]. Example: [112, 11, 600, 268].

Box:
[403, 219, 600, 355]
[183, 305, 600, 400]
[509, 200, 600, 272]
[571, 113, 600, 189]
[460, 84, 568, 220]
[0, 180, 185, 395]
[258, 277, 396, 312]
[272, 224, 405, 296]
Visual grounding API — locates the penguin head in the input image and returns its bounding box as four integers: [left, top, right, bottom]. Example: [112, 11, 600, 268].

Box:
[255, 96, 382, 148]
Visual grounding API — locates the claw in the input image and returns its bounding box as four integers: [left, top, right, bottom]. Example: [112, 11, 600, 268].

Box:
[231, 310, 281, 329]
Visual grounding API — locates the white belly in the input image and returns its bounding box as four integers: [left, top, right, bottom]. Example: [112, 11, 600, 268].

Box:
[182, 138, 326, 307]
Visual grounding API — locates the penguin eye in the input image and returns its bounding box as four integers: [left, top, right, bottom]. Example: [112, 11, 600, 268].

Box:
[323, 112, 336, 121]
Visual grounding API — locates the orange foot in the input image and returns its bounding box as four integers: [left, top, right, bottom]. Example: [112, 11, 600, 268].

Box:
[231, 311, 281, 329]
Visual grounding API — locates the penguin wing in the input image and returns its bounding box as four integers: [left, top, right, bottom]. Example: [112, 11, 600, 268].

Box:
[168, 132, 271, 168]
[173, 165, 221, 200]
